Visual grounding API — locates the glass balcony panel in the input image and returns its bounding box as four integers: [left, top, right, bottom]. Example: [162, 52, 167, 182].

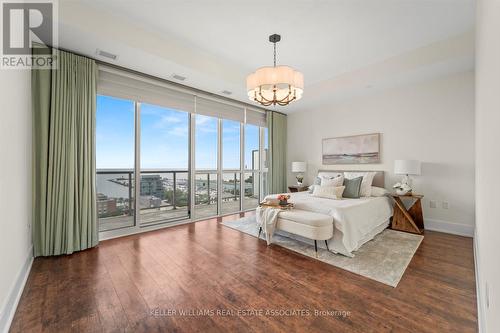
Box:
[139, 171, 189, 225]
[194, 173, 218, 219]
[96, 171, 135, 232]
[221, 173, 241, 214]
[243, 173, 259, 210]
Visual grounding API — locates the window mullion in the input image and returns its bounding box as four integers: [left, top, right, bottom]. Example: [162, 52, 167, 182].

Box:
[217, 118, 222, 215]
[189, 110, 195, 220]
[240, 122, 244, 211]
[134, 101, 141, 229]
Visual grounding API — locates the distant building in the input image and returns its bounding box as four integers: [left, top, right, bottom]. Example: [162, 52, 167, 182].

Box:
[140, 175, 164, 198]
[97, 193, 117, 216]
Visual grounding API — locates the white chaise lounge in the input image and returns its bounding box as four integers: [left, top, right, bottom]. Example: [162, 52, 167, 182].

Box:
[259, 209, 334, 253]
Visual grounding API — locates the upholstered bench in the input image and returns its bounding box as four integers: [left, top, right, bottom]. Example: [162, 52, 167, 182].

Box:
[259, 209, 334, 254]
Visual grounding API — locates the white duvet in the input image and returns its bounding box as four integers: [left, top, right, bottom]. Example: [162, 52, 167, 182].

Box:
[267, 192, 393, 256]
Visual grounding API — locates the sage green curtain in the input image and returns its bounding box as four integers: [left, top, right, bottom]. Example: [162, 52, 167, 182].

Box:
[267, 111, 287, 194]
[32, 48, 98, 256]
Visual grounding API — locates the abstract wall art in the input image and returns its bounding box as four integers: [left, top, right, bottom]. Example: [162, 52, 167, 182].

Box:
[322, 133, 380, 164]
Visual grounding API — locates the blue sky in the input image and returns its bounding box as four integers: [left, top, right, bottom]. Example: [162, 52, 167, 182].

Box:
[96, 95, 260, 170]
[96, 95, 135, 168]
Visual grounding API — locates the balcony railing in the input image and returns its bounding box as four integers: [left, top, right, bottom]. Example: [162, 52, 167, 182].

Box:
[96, 169, 260, 232]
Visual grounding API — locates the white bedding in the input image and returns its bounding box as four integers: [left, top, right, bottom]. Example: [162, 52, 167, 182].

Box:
[266, 192, 393, 256]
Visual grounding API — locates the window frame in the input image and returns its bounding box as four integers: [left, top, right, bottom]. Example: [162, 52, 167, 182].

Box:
[96, 91, 269, 240]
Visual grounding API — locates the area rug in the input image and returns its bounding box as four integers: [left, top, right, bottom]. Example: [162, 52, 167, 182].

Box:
[221, 216, 424, 287]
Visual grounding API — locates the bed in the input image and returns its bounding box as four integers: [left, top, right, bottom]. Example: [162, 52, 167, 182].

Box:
[268, 170, 393, 257]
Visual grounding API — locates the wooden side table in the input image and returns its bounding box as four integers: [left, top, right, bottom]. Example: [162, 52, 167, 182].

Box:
[288, 185, 308, 193]
[390, 194, 424, 234]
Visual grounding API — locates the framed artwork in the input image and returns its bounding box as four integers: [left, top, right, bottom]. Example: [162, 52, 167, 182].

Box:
[322, 133, 380, 164]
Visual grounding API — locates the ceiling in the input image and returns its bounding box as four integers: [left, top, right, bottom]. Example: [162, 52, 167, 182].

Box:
[58, 0, 475, 112]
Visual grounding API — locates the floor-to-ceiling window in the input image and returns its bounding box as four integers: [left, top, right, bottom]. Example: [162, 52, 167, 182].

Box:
[243, 124, 260, 210]
[96, 68, 268, 236]
[194, 114, 218, 219]
[139, 103, 190, 225]
[96, 95, 136, 232]
[221, 119, 241, 214]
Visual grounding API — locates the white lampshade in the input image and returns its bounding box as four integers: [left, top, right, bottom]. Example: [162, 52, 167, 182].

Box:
[394, 160, 421, 175]
[246, 66, 304, 105]
[291, 161, 307, 173]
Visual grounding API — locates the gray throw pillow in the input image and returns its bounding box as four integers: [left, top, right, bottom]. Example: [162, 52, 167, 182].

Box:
[343, 176, 363, 198]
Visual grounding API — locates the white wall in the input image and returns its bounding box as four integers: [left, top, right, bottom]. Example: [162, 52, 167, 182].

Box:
[287, 71, 475, 235]
[475, 0, 500, 332]
[0, 70, 33, 332]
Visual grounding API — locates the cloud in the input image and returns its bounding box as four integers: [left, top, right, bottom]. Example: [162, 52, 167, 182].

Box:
[196, 115, 217, 133]
[170, 126, 189, 137]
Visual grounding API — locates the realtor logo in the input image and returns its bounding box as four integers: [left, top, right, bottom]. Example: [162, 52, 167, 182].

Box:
[1, 0, 58, 69]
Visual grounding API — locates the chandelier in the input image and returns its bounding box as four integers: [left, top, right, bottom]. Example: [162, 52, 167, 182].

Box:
[246, 34, 304, 106]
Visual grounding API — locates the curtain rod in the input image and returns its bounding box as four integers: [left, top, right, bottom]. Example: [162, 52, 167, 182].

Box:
[50, 45, 287, 117]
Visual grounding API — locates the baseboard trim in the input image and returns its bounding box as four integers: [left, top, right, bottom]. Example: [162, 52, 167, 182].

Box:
[425, 218, 474, 237]
[0, 245, 33, 333]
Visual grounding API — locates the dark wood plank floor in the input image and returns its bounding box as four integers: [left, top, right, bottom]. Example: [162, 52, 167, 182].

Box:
[11, 212, 477, 332]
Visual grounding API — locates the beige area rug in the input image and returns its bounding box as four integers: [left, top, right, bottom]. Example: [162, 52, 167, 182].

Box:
[221, 216, 423, 287]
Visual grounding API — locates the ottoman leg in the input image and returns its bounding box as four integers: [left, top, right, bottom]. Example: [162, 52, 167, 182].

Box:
[314, 240, 318, 253]
[258, 226, 262, 238]
[325, 240, 330, 251]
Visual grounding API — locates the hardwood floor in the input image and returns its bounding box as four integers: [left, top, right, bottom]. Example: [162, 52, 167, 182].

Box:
[10, 212, 477, 332]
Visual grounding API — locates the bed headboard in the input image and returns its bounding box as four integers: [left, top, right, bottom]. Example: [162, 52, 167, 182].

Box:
[317, 170, 385, 188]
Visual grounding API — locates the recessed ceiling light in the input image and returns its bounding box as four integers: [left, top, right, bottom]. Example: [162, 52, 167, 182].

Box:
[172, 74, 186, 81]
[96, 49, 118, 60]
[221, 90, 232, 95]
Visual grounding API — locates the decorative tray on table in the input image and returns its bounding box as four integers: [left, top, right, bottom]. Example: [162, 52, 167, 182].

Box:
[259, 201, 294, 210]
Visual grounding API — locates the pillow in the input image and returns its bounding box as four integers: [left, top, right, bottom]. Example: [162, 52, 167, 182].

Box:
[312, 185, 345, 200]
[308, 176, 322, 193]
[320, 175, 344, 187]
[370, 186, 389, 197]
[343, 172, 376, 197]
[342, 176, 363, 198]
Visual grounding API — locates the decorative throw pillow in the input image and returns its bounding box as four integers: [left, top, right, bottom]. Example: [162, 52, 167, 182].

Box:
[370, 186, 389, 197]
[320, 175, 344, 187]
[312, 185, 345, 199]
[342, 176, 363, 198]
[308, 176, 322, 193]
[343, 172, 376, 197]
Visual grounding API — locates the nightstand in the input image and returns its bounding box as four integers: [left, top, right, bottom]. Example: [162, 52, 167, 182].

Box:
[288, 185, 309, 193]
[390, 194, 424, 234]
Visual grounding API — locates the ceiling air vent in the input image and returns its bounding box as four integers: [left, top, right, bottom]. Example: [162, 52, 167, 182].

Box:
[221, 90, 232, 95]
[172, 74, 186, 81]
[96, 49, 118, 60]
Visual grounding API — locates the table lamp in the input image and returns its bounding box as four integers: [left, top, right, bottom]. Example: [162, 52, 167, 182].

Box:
[291, 162, 307, 186]
[393, 160, 421, 195]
